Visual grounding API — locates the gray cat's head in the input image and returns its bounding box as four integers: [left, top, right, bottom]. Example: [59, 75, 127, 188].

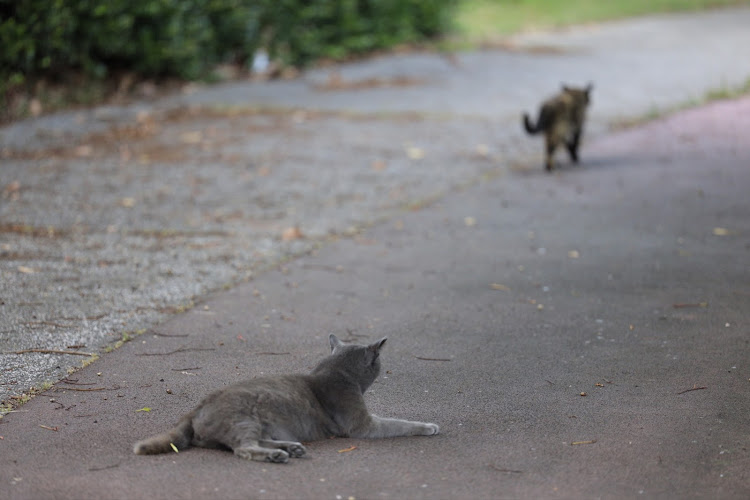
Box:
[326, 334, 387, 394]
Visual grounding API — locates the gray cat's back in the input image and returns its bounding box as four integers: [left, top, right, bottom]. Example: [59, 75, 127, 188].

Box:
[191, 375, 337, 446]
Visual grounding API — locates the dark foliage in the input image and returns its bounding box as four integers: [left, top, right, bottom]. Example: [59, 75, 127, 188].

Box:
[0, 0, 454, 99]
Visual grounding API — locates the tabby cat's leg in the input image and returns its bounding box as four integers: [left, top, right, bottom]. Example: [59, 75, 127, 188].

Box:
[545, 136, 556, 171]
[258, 439, 307, 458]
[566, 131, 581, 163]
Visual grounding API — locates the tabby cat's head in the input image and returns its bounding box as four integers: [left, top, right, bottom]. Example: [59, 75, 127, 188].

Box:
[562, 83, 593, 105]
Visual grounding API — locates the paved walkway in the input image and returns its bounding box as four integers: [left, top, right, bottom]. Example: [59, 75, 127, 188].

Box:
[1, 7, 750, 499]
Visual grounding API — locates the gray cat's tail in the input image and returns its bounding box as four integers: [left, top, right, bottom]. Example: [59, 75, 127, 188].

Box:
[133, 415, 194, 455]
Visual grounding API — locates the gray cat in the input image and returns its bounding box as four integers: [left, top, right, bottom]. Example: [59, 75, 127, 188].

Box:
[133, 335, 439, 463]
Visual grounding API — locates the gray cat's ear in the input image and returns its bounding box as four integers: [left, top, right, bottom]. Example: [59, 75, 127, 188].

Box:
[329, 334, 344, 353]
[367, 337, 387, 354]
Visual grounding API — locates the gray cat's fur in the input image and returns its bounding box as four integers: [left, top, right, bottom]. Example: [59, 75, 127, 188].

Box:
[133, 335, 439, 463]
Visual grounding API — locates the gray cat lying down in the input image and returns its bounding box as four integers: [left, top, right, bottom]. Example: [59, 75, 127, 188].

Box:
[133, 335, 439, 463]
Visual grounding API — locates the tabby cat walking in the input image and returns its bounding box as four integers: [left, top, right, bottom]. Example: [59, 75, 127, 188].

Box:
[133, 335, 439, 463]
[523, 83, 593, 171]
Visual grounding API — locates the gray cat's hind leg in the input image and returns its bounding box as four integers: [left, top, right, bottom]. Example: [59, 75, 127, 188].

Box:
[258, 439, 308, 458]
[233, 441, 290, 463]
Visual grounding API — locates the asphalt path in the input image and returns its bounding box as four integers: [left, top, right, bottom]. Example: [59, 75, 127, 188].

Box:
[2, 84, 750, 500]
[2, 6, 750, 406]
[1, 7, 750, 500]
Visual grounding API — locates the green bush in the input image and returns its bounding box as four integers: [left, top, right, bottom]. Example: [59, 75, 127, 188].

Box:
[0, 0, 454, 106]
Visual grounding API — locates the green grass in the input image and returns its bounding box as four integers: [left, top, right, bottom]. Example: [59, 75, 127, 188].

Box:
[611, 76, 750, 129]
[704, 77, 750, 100]
[0, 381, 55, 418]
[103, 328, 148, 353]
[455, 0, 750, 41]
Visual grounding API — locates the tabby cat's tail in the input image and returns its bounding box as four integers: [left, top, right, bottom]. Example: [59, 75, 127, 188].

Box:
[523, 105, 554, 135]
[522, 113, 540, 134]
[133, 414, 194, 455]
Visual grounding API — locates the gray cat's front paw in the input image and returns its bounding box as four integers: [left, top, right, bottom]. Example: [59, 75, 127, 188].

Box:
[422, 423, 440, 435]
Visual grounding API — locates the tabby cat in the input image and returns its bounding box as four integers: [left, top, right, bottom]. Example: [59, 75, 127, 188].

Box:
[523, 83, 593, 171]
[133, 335, 439, 463]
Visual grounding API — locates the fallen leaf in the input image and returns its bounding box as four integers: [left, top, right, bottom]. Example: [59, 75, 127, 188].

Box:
[568, 250, 580, 259]
[75, 145, 93, 157]
[120, 197, 136, 208]
[712, 227, 731, 236]
[180, 131, 203, 144]
[337, 445, 358, 453]
[135, 407, 152, 413]
[673, 302, 708, 309]
[571, 440, 596, 446]
[136, 110, 151, 123]
[39, 425, 58, 432]
[580, 392, 587, 397]
[464, 216, 477, 227]
[29, 98, 43, 117]
[595, 383, 604, 387]
[282, 226, 304, 241]
[4, 181, 20, 194]
[18, 266, 35, 274]
[170, 442, 179, 453]
[257, 165, 271, 177]
[490, 283, 510, 291]
[371, 160, 387, 171]
[406, 146, 425, 160]
[119, 145, 132, 162]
